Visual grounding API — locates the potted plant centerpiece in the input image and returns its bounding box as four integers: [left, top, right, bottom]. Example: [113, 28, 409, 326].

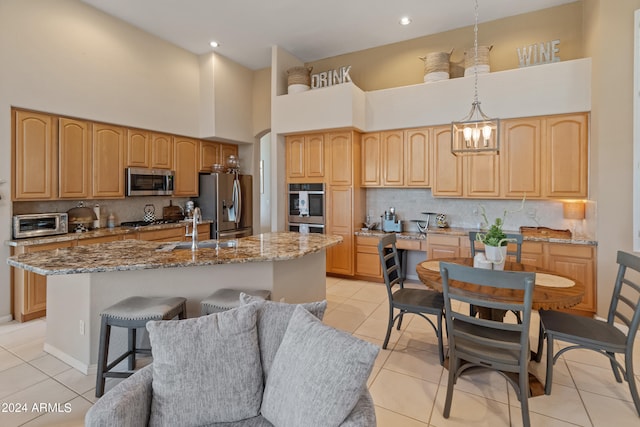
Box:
[476, 197, 526, 270]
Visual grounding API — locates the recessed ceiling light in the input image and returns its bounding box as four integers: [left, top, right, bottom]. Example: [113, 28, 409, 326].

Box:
[399, 16, 412, 26]
[209, 41, 219, 48]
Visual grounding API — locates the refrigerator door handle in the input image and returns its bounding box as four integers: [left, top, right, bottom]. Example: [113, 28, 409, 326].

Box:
[233, 177, 241, 226]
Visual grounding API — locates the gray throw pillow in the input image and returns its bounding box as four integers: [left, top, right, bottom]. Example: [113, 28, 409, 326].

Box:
[147, 303, 262, 427]
[260, 305, 379, 427]
[239, 292, 327, 378]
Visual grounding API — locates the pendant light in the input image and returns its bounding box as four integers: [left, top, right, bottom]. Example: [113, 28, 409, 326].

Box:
[451, 0, 500, 155]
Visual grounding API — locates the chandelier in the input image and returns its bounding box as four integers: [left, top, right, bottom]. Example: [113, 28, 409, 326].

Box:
[451, 0, 500, 155]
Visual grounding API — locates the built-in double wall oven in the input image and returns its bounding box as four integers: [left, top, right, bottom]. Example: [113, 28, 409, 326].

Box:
[288, 183, 325, 234]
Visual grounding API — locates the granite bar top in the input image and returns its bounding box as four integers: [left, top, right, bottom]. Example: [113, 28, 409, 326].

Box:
[355, 227, 597, 246]
[6, 232, 342, 275]
[5, 221, 213, 247]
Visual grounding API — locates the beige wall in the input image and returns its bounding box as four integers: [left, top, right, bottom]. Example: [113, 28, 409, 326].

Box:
[307, 2, 584, 91]
[252, 67, 272, 137]
[584, 0, 640, 314]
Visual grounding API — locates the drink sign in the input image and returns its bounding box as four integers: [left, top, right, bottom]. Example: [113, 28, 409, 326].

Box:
[517, 40, 560, 67]
[311, 66, 352, 89]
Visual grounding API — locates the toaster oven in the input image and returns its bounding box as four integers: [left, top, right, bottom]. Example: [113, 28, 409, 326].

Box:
[13, 213, 68, 239]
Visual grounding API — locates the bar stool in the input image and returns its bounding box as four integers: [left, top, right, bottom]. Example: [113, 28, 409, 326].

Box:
[95, 296, 187, 397]
[200, 288, 271, 315]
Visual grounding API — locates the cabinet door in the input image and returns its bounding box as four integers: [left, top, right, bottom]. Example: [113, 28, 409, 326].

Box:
[432, 126, 463, 196]
[126, 129, 150, 168]
[326, 186, 354, 275]
[327, 132, 353, 186]
[286, 135, 305, 179]
[547, 244, 595, 314]
[381, 131, 404, 186]
[405, 128, 431, 187]
[520, 241, 545, 268]
[543, 113, 588, 198]
[305, 134, 324, 178]
[501, 118, 542, 198]
[361, 133, 381, 187]
[13, 110, 57, 200]
[465, 154, 500, 197]
[151, 133, 174, 170]
[200, 140, 221, 172]
[92, 124, 125, 198]
[220, 143, 239, 166]
[59, 118, 91, 199]
[174, 137, 199, 196]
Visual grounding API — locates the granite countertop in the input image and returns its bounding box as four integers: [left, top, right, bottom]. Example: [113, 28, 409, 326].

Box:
[355, 226, 597, 246]
[6, 232, 342, 275]
[5, 220, 213, 247]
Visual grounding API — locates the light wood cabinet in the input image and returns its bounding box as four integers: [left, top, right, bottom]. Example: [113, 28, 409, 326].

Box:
[220, 143, 239, 166]
[285, 133, 324, 182]
[13, 110, 57, 200]
[126, 129, 150, 168]
[327, 131, 355, 186]
[381, 131, 404, 186]
[355, 236, 382, 280]
[432, 126, 463, 197]
[501, 118, 542, 198]
[137, 224, 210, 242]
[405, 128, 431, 187]
[326, 187, 355, 275]
[59, 118, 91, 199]
[465, 154, 500, 197]
[426, 234, 464, 259]
[200, 140, 221, 172]
[151, 133, 174, 170]
[77, 235, 124, 245]
[361, 133, 381, 186]
[543, 113, 589, 198]
[11, 240, 74, 322]
[92, 124, 125, 198]
[173, 137, 200, 196]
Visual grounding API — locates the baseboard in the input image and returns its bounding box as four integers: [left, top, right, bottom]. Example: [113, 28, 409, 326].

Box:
[0, 314, 14, 324]
[44, 343, 96, 375]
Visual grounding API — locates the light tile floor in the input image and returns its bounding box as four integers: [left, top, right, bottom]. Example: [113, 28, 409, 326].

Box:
[0, 277, 638, 426]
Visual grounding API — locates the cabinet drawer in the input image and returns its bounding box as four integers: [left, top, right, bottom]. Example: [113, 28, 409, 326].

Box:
[76, 235, 123, 245]
[137, 228, 185, 242]
[356, 236, 380, 247]
[548, 243, 593, 258]
[522, 241, 544, 254]
[427, 235, 460, 247]
[397, 239, 421, 251]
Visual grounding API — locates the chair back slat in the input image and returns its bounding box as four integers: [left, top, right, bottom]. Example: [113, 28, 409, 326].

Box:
[378, 234, 403, 297]
[609, 252, 640, 345]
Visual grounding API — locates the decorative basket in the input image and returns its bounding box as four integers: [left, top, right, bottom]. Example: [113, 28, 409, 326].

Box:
[464, 45, 492, 76]
[287, 66, 312, 93]
[419, 50, 453, 83]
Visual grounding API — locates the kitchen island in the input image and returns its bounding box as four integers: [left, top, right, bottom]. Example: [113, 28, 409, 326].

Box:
[7, 232, 341, 374]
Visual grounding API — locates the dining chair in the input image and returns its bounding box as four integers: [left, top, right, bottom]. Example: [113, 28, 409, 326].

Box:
[537, 250, 640, 416]
[469, 231, 524, 322]
[439, 262, 535, 427]
[377, 234, 444, 364]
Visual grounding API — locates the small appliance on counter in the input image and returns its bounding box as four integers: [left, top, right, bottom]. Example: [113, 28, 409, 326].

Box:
[13, 212, 68, 239]
[381, 207, 402, 233]
[67, 202, 98, 233]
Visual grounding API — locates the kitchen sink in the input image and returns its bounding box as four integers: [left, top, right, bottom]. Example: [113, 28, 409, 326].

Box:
[156, 240, 237, 251]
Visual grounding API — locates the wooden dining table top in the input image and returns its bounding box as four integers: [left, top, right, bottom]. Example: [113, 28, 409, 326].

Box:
[415, 258, 585, 311]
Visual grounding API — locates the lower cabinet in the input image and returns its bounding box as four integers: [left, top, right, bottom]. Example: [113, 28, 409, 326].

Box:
[137, 224, 210, 242]
[355, 235, 425, 281]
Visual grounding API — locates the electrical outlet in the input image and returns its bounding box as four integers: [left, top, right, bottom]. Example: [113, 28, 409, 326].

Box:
[79, 320, 85, 335]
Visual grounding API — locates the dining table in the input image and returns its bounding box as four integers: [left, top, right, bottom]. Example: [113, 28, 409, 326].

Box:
[415, 257, 586, 396]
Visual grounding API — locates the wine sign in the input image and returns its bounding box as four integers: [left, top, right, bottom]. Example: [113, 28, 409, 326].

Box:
[311, 66, 352, 89]
[517, 40, 560, 67]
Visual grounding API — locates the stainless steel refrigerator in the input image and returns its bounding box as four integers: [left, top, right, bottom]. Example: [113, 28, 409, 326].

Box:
[195, 173, 253, 239]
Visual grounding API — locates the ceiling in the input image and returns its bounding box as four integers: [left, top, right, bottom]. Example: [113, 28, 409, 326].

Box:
[82, 0, 576, 70]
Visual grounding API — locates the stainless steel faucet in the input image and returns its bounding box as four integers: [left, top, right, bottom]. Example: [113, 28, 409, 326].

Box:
[185, 207, 202, 250]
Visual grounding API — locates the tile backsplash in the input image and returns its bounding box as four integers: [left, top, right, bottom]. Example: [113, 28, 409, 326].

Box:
[13, 197, 191, 227]
[366, 188, 595, 239]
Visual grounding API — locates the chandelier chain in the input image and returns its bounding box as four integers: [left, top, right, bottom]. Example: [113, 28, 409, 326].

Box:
[473, 0, 479, 104]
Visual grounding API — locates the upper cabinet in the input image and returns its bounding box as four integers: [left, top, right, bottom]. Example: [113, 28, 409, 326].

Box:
[13, 110, 57, 200]
[125, 129, 150, 168]
[432, 126, 463, 197]
[200, 140, 221, 172]
[173, 136, 199, 196]
[150, 133, 174, 170]
[285, 133, 324, 182]
[92, 124, 125, 198]
[501, 118, 542, 198]
[542, 113, 589, 198]
[59, 118, 91, 199]
[327, 131, 355, 186]
[220, 143, 239, 166]
[361, 128, 431, 188]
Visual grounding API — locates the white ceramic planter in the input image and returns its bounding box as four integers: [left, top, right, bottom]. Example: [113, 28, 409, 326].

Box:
[485, 245, 507, 270]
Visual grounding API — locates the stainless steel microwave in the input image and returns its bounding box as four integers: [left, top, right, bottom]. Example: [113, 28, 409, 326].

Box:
[13, 213, 68, 239]
[126, 168, 174, 196]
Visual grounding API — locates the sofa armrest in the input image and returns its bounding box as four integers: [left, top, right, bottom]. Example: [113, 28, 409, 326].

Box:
[339, 389, 376, 427]
[85, 364, 153, 427]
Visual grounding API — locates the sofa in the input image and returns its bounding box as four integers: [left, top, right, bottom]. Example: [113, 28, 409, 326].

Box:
[85, 294, 379, 427]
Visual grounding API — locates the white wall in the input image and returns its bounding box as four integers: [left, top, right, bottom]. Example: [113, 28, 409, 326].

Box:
[0, 0, 203, 320]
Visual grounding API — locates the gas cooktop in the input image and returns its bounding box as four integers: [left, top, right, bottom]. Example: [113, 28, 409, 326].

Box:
[120, 219, 181, 228]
